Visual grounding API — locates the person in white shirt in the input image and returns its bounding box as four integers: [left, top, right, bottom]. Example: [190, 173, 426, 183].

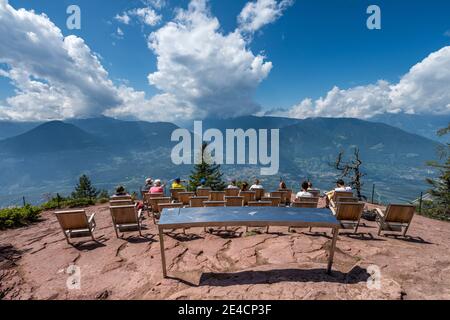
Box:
[296, 181, 313, 199]
[250, 179, 264, 190]
[227, 179, 239, 189]
[326, 179, 352, 207]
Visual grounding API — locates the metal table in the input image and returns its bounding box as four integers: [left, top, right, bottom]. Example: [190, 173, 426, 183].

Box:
[158, 207, 340, 277]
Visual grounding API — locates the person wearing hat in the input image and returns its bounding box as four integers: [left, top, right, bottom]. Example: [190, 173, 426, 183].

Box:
[171, 178, 185, 190]
[150, 179, 165, 194]
[142, 178, 153, 192]
[197, 178, 210, 190]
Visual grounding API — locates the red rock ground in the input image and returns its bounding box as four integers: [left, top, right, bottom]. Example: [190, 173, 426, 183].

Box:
[1, 202, 450, 300]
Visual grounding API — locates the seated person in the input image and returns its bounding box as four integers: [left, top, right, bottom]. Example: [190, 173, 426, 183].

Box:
[296, 181, 313, 199]
[150, 180, 165, 194]
[279, 180, 287, 190]
[250, 179, 264, 190]
[227, 179, 239, 189]
[240, 182, 249, 192]
[111, 185, 129, 198]
[325, 179, 352, 206]
[197, 178, 210, 190]
[142, 178, 153, 192]
[171, 178, 186, 190]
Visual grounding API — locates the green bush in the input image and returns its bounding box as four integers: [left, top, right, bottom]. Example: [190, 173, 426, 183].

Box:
[418, 200, 450, 222]
[0, 205, 42, 230]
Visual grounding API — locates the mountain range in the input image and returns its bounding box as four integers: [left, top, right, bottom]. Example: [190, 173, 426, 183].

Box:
[0, 115, 446, 207]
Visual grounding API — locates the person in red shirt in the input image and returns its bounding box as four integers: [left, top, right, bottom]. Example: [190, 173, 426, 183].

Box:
[150, 179, 165, 194]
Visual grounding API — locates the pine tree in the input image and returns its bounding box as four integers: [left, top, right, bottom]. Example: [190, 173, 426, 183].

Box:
[188, 142, 226, 191]
[72, 175, 99, 199]
[426, 124, 450, 215]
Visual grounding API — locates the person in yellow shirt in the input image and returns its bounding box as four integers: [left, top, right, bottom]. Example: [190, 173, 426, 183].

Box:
[171, 178, 185, 189]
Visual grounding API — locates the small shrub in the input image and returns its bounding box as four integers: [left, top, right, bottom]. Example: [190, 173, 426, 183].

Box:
[0, 205, 42, 230]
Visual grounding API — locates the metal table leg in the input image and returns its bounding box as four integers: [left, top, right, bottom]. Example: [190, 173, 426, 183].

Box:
[159, 226, 167, 278]
[327, 227, 339, 274]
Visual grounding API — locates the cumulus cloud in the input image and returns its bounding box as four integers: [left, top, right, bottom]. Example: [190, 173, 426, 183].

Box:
[0, 0, 122, 120]
[115, 7, 162, 27]
[274, 46, 450, 119]
[238, 0, 294, 33]
[0, 0, 291, 121]
[145, 0, 273, 119]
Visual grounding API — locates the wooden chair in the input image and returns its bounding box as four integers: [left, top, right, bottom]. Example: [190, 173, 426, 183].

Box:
[143, 193, 164, 211]
[262, 197, 281, 207]
[292, 201, 318, 208]
[209, 191, 225, 202]
[110, 195, 132, 201]
[330, 191, 354, 208]
[279, 189, 293, 204]
[178, 192, 195, 206]
[110, 199, 134, 207]
[204, 201, 226, 207]
[190, 197, 208, 207]
[149, 197, 171, 223]
[254, 189, 265, 201]
[109, 205, 144, 238]
[296, 196, 320, 204]
[170, 188, 186, 202]
[248, 201, 272, 207]
[239, 191, 256, 205]
[197, 188, 211, 197]
[329, 202, 365, 234]
[376, 204, 415, 237]
[225, 196, 244, 207]
[271, 191, 286, 205]
[55, 210, 97, 244]
[225, 188, 240, 197]
[309, 189, 321, 197]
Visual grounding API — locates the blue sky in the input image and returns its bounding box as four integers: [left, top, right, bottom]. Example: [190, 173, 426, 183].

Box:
[1, 0, 449, 121]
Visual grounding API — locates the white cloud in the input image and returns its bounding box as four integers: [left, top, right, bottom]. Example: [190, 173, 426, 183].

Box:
[115, 13, 131, 25]
[0, 0, 291, 122]
[145, 0, 273, 119]
[238, 0, 294, 33]
[276, 46, 450, 119]
[116, 7, 162, 27]
[0, 0, 122, 120]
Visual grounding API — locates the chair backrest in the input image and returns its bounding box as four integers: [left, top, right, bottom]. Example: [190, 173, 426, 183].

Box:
[170, 189, 186, 202]
[270, 191, 286, 204]
[143, 193, 164, 205]
[248, 201, 272, 207]
[190, 197, 208, 208]
[150, 197, 171, 213]
[225, 196, 244, 207]
[337, 197, 358, 203]
[384, 204, 416, 224]
[261, 197, 281, 207]
[239, 191, 256, 205]
[333, 191, 354, 202]
[335, 202, 365, 221]
[197, 188, 211, 197]
[296, 197, 320, 204]
[292, 202, 317, 208]
[178, 192, 195, 205]
[209, 191, 225, 201]
[279, 189, 293, 203]
[109, 205, 138, 225]
[110, 200, 134, 207]
[110, 195, 132, 201]
[309, 189, 321, 197]
[225, 188, 240, 197]
[204, 201, 226, 207]
[277, 190, 290, 204]
[254, 189, 265, 201]
[55, 210, 89, 230]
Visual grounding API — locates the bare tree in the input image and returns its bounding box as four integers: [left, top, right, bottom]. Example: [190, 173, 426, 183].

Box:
[334, 148, 366, 201]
